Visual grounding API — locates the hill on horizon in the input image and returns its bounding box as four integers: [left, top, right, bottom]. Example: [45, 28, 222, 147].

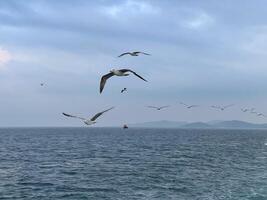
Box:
[130, 120, 267, 129]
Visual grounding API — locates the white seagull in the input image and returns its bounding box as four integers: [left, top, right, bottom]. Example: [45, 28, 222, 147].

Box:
[147, 105, 170, 110]
[180, 102, 199, 109]
[100, 69, 147, 93]
[211, 104, 234, 111]
[62, 107, 114, 125]
[118, 51, 150, 57]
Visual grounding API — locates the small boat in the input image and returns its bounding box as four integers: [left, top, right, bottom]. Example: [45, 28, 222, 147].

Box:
[123, 124, 128, 129]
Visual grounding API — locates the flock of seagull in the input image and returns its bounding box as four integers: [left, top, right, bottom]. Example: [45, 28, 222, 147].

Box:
[62, 51, 149, 126]
[58, 51, 265, 127]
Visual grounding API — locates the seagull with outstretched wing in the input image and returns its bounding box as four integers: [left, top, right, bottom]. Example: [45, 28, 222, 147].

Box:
[118, 51, 150, 57]
[223, 104, 234, 109]
[147, 105, 170, 110]
[241, 108, 249, 112]
[211, 104, 234, 111]
[180, 102, 199, 109]
[100, 69, 147, 93]
[62, 107, 114, 125]
[257, 113, 266, 117]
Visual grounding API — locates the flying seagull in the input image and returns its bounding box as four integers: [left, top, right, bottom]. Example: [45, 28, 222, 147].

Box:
[257, 113, 265, 117]
[211, 104, 234, 111]
[121, 88, 127, 93]
[180, 102, 199, 109]
[118, 51, 150, 57]
[62, 107, 114, 125]
[241, 108, 255, 113]
[241, 108, 249, 112]
[100, 69, 147, 93]
[147, 105, 170, 110]
[40, 83, 45, 86]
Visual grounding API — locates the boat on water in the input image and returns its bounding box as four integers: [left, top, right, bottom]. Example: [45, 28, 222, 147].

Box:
[123, 124, 128, 129]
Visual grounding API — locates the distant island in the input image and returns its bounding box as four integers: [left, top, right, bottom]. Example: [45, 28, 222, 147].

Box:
[130, 120, 267, 129]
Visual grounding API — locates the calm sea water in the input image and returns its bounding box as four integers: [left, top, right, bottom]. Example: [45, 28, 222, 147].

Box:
[0, 128, 266, 200]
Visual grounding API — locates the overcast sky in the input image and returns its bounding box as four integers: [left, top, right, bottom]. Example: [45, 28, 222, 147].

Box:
[1, 0, 267, 126]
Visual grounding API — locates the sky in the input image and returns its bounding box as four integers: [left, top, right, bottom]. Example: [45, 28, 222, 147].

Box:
[1, 0, 267, 126]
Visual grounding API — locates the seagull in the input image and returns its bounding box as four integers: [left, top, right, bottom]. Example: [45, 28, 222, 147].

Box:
[40, 83, 45, 86]
[100, 69, 147, 93]
[147, 105, 170, 111]
[62, 107, 114, 125]
[241, 108, 249, 112]
[121, 88, 127, 93]
[211, 104, 234, 111]
[118, 51, 150, 57]
[180, 102, 199, 109]
[242, 108, 255, 113]
[257, 113, 265, 117]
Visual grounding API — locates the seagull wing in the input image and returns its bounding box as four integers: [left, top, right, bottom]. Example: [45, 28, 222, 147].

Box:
[62, 113, 86, 120]
[189, 105, 199, 108]
[120, 69, 147, 82]
[118, 52, 131, 57]
[100, 72, 114, 93]
[159, 105, 170, 109]
[224, 104, 234, 109]
[147, 106, 159, 109]
[211, 105, 221, 109]
[133, 51, 151, 56]
[180, 102, 188, 107]
[90, 107, 115, 121]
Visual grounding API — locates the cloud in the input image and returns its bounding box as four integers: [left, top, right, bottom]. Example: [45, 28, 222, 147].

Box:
[101, 0, 159, 19]
[183, 12, 214, 29]
[241, 26, 267, 55]
[0, 47, 11, 66]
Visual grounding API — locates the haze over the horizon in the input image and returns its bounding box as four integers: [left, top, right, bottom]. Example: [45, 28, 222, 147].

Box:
[1, 0, 267, 126]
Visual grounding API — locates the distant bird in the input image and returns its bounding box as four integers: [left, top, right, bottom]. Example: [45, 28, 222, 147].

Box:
[118, 51, 150, 57]
[121, 88, 127, 93]
[211, 104, 234, 111]
[62, 107, 114, 125]
[100, 69, 147, 93]
[180, 102, 199, 109]
[242, 108, 255, 113]
[40, 83, 45, 86]
[241, 108, 249, 112]
[257, 113, 265, 117]
[147, 105, 170, 111]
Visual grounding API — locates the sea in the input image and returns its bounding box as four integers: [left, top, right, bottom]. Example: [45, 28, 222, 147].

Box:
[0, 128, 266, 200]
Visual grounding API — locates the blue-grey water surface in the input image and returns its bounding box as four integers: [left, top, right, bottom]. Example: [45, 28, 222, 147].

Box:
[0, 128, 266, 200]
